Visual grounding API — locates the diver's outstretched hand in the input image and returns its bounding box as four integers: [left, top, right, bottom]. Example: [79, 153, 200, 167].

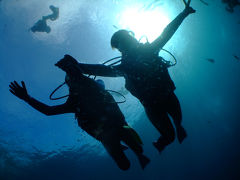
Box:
[55, 55, 78, 71]
[55, 54, 81, 73]
[9, 81, 30, 101]
[55, 54, 83, 76]
[182, 0, 196, 14]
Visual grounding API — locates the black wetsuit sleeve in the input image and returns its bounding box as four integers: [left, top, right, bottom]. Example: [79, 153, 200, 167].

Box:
[25, 96, 74, 116]
[150, 10, 189, 52]
[78, 63, 123, 77]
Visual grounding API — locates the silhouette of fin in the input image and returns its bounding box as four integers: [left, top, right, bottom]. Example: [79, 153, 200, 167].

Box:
[176, 126, 187, 144]
[153, 142, 166, 154]
[138, 154, 150, 169]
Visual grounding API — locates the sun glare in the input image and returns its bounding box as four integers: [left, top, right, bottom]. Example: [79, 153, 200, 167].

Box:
[118, 6, 170, 43]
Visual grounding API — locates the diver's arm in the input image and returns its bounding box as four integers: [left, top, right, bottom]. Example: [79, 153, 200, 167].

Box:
[25, 97, 73, 116]
[150, 1, 195, 52]
[78, 63, 123, 77]
[56, 54, 123, 77]
[9, 81, 73, 116]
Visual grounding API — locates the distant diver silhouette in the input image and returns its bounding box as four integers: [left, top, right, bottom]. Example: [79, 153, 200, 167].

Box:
[30, 5, 59, 33]
[63, 0, 195, 153]
[9, 55, 150, 171]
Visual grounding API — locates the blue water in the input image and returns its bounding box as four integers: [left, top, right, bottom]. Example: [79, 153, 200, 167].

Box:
[0, 0, 240, 179]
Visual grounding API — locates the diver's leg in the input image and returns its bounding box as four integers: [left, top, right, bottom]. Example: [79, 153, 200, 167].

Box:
[145, 105, 175, 153]
[166, 92, 187, 144]
[101, 133, 130, 170]
[120, 128, 150, 169]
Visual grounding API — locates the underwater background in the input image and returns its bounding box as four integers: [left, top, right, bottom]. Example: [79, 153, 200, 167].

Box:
[0, 0, 240, 179]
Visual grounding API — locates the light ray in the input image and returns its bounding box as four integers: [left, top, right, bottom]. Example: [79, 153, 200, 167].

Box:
[118, 6, 170, 42]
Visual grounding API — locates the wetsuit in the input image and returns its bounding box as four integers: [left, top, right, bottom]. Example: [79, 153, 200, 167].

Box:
[75, 8, 193, 150]
[19, 74, 146, 170]
[77, 44, 181, 148]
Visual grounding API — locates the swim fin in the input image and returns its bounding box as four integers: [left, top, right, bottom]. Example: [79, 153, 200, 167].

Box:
[137, 154, 150, 170]
[153, 141, 166, 154]
[123, 125, 143, 145]
[176, 126, 187, 144]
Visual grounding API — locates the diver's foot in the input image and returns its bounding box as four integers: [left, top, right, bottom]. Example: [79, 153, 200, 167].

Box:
[138, 154, 150, 170]
[153, 141, 165, 154]
[176, 126, 187, 144]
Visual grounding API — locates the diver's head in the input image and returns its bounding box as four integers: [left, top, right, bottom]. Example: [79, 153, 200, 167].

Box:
[64, 74, 80, 93]
[64, 72, 82, 90]
[111, 30, 138, 54]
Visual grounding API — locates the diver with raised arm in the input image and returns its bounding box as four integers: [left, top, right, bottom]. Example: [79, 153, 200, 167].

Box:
[9, 55, 150, 170]
[62, 0, 196, 153]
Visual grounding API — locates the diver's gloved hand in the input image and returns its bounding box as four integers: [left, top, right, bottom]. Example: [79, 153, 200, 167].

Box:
[183, 0, 196, 14]
[55, 54, 78, 70]
[9, 81, 30, 102]
[55, 54, 81, 73]
[55, 54, 83, 76]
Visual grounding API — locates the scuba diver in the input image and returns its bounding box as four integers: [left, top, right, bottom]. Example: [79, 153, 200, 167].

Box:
[30, 5, 59, 33]
[222, 0, 240, 13]
[9, 55, 150, 170]
[62, 0, 196, 153]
